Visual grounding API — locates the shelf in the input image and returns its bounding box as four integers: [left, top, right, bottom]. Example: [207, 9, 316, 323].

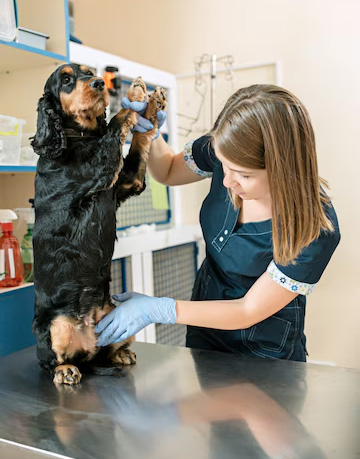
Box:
[0, 165, 36, 173]
[0, 40, 68, 72]
[0, 282, 33, 295]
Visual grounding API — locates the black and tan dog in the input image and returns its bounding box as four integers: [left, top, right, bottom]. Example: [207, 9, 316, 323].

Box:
[31, 63, 166, 385]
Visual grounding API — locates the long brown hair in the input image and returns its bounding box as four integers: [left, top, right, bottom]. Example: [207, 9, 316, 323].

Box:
[211, 84, 333, 266]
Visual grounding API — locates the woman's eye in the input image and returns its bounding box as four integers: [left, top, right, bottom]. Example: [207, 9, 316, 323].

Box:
[239, 175, 250, 179]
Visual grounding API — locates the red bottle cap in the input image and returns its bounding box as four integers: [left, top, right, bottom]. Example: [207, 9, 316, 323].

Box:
[1, 222, 13, 232]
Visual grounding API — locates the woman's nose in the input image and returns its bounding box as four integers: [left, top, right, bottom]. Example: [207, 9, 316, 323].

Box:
[223, 171, 236, 188]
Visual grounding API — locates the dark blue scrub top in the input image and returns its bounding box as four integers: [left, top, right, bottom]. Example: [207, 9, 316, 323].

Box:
[184, 135, 340, 361]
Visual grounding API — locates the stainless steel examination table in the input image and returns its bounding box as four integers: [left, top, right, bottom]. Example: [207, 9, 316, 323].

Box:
[0, 342, 358, 459]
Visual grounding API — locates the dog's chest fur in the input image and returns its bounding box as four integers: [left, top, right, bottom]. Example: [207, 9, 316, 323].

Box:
[33, 144, 118, 317]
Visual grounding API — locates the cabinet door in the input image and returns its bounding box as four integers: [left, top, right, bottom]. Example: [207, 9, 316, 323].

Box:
[0, 286, 36, 356]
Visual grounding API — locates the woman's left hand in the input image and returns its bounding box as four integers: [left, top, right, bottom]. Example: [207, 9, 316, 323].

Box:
[95, 292, 176, 346]
[121, 97, 167, 139]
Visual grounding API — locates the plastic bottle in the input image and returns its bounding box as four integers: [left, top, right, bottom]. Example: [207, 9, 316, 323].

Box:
[15, 207, 35, 282]
[0, 209, 24, 288]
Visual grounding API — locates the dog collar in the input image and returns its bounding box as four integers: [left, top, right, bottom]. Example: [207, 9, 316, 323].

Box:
[64, 128, 99, 138]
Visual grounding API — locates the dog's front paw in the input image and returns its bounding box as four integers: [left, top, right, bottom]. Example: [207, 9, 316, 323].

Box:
[111, 347, 137, 366]
[127, 77, 147, 103]
[118, 178, 146, 195]
[145, 86, 167, 126]
[53, 364, 82, 385]
[133, 179, 146, 194]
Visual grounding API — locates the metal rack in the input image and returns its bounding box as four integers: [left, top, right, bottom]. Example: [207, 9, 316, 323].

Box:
[153, 243, 197, 347]
[116, 174, 170, 229]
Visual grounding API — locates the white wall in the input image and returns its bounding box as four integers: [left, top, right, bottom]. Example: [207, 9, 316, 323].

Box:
[73, 0, 360, 368]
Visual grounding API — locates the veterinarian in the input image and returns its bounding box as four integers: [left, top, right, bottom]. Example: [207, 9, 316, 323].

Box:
[96, 84, 340, 361]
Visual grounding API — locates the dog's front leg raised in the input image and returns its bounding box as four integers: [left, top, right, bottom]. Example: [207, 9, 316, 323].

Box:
[115, 86, 167, 205]
[86, 77, 148, 197]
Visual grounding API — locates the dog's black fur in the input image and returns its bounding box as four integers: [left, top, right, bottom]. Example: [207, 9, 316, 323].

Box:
[31, 64, 166, 384]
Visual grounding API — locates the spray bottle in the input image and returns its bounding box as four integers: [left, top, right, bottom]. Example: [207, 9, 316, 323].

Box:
[15, 206, 35, 282]
[0, 209, 24, 287]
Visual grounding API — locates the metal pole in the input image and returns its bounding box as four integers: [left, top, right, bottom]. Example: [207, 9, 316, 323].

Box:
[210, 54, 216, 126]
[177, 60, 278, 79]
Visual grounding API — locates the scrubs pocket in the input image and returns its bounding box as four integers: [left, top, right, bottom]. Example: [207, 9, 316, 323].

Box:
[242, 314, 294, 359]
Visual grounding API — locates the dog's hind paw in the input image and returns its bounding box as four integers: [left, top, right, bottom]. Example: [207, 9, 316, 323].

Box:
[53, 364, 82, 385]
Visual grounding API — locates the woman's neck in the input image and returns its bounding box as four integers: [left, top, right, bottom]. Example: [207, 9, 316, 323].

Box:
[238, 197, 272, 224]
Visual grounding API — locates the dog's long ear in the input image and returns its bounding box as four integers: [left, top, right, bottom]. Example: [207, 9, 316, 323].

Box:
[31, 90, 67, 159]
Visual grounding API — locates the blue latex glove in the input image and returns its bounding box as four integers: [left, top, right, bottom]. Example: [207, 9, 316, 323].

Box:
[95, 292, 176, 346]
[121, 96, 167, 139]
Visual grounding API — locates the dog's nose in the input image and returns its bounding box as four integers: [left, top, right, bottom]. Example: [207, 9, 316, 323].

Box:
[90, 78, 105, 92]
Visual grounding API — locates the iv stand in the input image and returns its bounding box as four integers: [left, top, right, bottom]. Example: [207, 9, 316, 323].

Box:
[178, 56, 281, 133]
[195, 54, 234, 126]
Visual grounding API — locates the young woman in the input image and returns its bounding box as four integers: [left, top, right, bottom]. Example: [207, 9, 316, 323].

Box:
[96, 84, 340, 361]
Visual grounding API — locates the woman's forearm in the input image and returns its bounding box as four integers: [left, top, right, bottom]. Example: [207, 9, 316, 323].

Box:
[147, 136, 205, 186]
[175, 299, 254, 330]
[147, 136, 176, 184]
[176, 272, 298, 331]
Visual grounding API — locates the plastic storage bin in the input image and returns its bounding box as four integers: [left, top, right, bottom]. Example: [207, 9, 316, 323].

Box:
[20, 132, 38, 166]
[0, 0, 17, 42]
[0, 115, 26, 165]
[17, 27, 49, 50]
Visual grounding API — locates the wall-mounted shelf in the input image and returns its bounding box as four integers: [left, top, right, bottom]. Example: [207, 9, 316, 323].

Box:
[0, 282, 33, 295]
[0, 40, 68, 73]
[0, 166, 36, 173]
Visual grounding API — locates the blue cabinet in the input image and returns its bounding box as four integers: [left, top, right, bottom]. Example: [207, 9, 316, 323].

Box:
[0, 286, 36, 356]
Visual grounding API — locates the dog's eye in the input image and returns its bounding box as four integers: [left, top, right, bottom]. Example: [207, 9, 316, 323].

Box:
[86, 70, 93, 76]
[62, 75, 72, 84]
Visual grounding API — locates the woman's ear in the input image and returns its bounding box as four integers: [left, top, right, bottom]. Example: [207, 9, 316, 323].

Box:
[31, 90, 66, 159]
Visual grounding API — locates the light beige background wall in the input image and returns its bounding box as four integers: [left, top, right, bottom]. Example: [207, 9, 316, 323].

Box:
[72, 0, 359, 368]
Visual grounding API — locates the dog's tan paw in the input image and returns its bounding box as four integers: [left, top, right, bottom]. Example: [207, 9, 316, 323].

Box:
[127, 77, 147, 103]
[111, 347, 137, 366]
[145, 87, 167, 125]
[133, 179, 144, 192]
[54, 364, 82, 385]
[120, 178, 145, 194]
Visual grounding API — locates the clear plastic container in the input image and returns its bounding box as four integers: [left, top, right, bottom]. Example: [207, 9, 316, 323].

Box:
[17, 27, 49, 50]
[0, 0, 17, 42]
[0, 115, 26, 165]
[20, 132, 38, 166]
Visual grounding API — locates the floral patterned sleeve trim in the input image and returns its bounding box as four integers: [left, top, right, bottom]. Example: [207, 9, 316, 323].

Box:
[183, 141, 213, 178]
[266, 260, 316, 295]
